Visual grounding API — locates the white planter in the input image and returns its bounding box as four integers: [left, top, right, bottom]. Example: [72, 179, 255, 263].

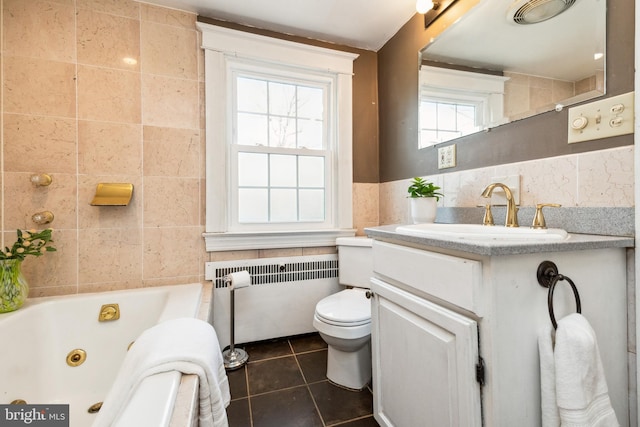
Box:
[409, 197, 437, 224]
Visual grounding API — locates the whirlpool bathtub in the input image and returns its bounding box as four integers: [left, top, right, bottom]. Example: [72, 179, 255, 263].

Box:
[0, 282, 213, 427]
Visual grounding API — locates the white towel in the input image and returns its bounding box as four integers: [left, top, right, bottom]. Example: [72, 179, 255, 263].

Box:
[539, 313, 619, 427]
[93, 317, 230, 427]
[539, 321, 560, 427]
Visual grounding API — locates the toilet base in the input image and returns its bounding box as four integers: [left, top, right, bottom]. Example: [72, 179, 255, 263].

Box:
[326, 340, 372, 390]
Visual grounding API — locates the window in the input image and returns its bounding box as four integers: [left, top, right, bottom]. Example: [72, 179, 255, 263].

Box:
[419, 97, 480, 147]
[418, 65, 509, 148]
[198, 23, 358, 250]
[231, 73, 330, 229]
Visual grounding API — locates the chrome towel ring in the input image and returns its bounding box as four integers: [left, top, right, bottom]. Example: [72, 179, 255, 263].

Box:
[537, 261, 582, 329]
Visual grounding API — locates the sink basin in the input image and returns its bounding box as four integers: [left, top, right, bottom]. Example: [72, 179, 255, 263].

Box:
[395, 223, 569, 241]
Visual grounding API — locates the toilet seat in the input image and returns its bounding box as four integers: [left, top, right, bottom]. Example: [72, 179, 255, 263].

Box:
[315, 289, 371, 327]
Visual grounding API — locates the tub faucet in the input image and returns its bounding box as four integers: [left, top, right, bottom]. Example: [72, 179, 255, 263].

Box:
[481, 183, 519, 227]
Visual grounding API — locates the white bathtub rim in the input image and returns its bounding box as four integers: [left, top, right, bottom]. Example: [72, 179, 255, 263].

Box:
[112, 371, 182, 427]
[0, 282, 204, 321]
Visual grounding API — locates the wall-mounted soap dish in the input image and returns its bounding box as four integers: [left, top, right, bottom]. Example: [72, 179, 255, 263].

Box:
[90, 183, 133, 206]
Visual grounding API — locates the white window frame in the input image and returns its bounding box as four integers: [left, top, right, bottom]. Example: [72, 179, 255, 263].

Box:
[418, 65, 510, 148]
[198, 23, 358, 251]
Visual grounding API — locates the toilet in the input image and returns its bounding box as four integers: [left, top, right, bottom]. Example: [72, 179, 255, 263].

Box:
[313, 236, 373, 390]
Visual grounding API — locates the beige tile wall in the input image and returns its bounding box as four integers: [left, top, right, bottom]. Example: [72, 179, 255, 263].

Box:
[379, 146, 635, 226]
[1, 0, 205, 296]
[0, 0, 374, 297]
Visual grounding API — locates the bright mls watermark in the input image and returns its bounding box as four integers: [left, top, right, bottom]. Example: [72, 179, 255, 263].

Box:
[0, 405, 69, 426]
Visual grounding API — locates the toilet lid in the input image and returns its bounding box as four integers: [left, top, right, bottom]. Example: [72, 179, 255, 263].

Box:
[315, 289, 371, 326]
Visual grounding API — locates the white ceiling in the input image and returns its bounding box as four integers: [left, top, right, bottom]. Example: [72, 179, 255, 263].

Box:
[141, 0, 606, 82]
[140, 0, 418, 51]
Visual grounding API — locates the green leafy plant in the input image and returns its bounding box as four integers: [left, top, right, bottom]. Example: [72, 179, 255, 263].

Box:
[407, 177, 443, 201]
[0, 228, 56, 261]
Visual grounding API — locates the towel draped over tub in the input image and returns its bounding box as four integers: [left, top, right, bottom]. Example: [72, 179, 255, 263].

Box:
[93, 317, 230, 427]
[539, 313, 619, 427]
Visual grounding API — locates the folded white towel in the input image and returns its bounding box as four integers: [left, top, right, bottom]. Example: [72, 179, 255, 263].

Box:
[93, 317, 230, 427]
[539, 313, 619, 427]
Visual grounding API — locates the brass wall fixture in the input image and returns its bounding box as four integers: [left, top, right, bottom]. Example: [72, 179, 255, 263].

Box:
[31, 211, 54, 225]
[10, 399, 27, 405]
[98, 303, 120, 322]
[87, 402, 103, 413]
[90, 183, 133, 206]
[66, 349, 87, 367]
[30, 173, 52, 186]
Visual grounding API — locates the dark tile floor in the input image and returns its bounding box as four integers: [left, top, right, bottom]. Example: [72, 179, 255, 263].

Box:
[225, 333, 379, 427]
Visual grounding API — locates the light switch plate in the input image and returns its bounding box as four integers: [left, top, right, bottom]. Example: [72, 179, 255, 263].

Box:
[488, 175, 520, 205]
[438, 144, 456, 169]
[567, 91, 634, 143]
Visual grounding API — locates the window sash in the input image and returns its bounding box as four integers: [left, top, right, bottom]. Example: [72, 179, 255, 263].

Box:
[229, 144, 333, 231]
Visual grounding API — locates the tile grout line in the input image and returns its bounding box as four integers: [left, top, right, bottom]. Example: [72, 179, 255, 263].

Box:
[289, 339, 328, 427]
[241, 365, 254, 427]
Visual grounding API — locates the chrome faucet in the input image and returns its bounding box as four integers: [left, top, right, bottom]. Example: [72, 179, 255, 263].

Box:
[481, 183, 519, 227]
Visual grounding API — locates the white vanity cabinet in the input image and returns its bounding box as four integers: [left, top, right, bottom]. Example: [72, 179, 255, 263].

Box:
[370, 239, 629, 427]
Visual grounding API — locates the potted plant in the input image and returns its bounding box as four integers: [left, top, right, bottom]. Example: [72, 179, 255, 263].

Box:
[407, 177, 443, 224]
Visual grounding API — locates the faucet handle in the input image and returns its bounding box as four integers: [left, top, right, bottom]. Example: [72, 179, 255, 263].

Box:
[532, 203, 561, 229]
[482, 204, 494, 226]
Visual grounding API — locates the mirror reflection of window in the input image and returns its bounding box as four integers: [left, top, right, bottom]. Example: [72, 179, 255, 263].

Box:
[418, 65, 509, 148]
[419, 99, 479, 147]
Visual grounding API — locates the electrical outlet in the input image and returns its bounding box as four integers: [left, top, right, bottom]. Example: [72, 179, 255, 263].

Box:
[438, 144, 456, 169]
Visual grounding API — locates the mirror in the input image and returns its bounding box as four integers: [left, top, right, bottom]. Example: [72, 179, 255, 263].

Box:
[418, 0, 606, 147]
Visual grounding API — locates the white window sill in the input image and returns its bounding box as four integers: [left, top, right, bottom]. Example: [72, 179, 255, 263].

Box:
[203, 229, 357, 252]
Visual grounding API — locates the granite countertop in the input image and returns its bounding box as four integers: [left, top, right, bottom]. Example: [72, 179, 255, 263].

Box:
[365, 224, 635, 256]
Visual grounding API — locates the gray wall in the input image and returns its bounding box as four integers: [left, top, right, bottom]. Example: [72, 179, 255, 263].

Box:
[378, 0, 634, 183]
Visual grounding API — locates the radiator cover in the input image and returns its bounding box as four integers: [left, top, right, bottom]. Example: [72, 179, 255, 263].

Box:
[205, 254, 340, 349]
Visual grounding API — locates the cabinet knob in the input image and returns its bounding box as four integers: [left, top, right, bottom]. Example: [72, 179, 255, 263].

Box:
[365, 290, 374, 299]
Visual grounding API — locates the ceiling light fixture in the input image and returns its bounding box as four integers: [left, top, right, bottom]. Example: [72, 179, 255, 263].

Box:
[417, 0, 459, 28]
[416, 0, 437, 14]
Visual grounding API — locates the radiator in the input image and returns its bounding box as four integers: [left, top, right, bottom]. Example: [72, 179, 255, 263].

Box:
[205, 254, 341, 349]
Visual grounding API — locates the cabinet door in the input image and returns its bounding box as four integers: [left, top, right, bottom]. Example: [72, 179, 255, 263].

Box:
[371, 278, 482, 427]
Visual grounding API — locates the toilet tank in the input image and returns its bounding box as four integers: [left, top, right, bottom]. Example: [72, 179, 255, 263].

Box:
[336, 237, 373, 288]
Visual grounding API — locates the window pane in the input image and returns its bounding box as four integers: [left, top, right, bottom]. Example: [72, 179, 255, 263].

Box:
[270, 155, 297, 187]
[297, 119, 323, 149]
[238, 152, 268, 186]
[269, 117, 297, 148]
[237, 77, 267, 113]
[299, 189, 325, 221]
[438, 103, 457, 130]
[269, 82, 297, 117]
[298, 156, 324, 187]
[297, 86, 323, 119]
[438, 130, 462, 141]
[271, 189, 297, 222]
[231, 71, 331, 227]
[420, 101, 437, 129]
[237, 113, 268, 146]
[238, 188, 268, 222]
[420, 130, 438, 148]
[457, 105, 476, 131]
